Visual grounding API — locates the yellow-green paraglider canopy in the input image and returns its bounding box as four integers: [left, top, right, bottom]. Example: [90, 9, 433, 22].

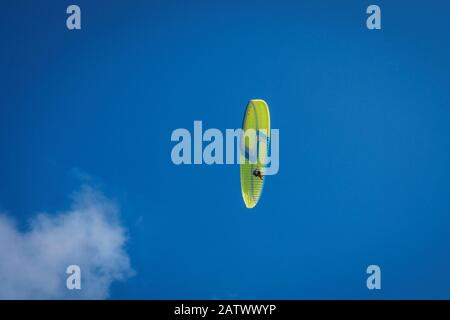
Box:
[240, 99, 271, 208]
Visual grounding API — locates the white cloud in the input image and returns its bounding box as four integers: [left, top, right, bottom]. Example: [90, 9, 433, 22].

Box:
[0, 185, 133, 299]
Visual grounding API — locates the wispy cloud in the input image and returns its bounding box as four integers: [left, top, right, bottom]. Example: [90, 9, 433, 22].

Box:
[0, 185, 133, 299]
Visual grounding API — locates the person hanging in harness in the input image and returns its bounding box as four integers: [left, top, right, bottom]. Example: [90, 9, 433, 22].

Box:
[253, 168, 264, 180]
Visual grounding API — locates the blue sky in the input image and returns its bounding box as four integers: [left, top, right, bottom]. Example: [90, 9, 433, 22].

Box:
[1, 0, 450, 299]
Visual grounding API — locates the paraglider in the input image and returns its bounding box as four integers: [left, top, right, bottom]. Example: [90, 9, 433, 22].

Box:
[240, 99, 271, 208]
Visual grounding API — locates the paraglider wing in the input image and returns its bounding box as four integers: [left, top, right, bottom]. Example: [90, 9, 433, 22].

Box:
[240, 99, 271, 208]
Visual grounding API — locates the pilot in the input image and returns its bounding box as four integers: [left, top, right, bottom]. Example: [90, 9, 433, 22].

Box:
[253, 168, 264, 180]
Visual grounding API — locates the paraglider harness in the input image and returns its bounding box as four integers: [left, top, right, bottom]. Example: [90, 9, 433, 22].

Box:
[253, 168, 264, 180]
